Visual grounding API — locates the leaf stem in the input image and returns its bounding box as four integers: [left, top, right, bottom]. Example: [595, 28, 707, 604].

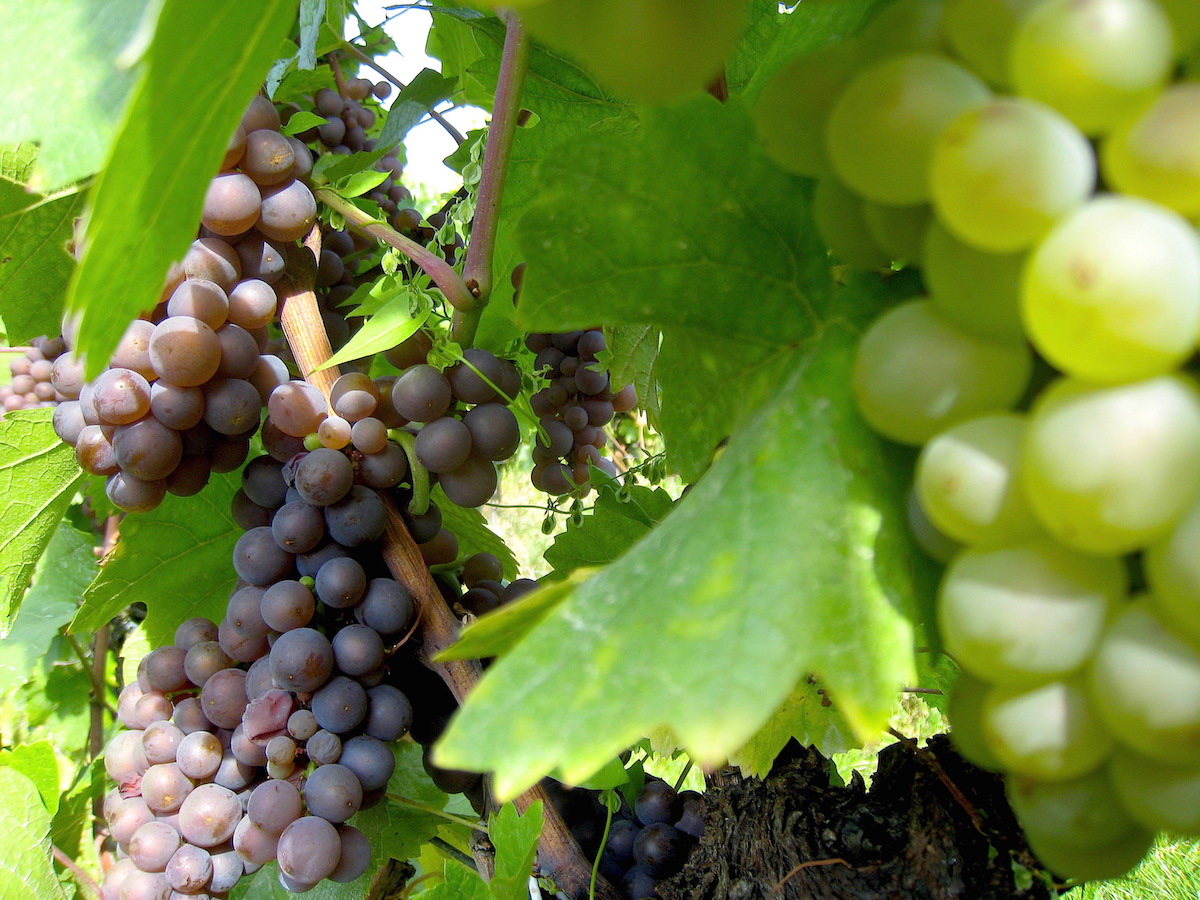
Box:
[451, 8, 530, 349]
[386, 792, 488, 832]
[338, 41, 466, 145]
[588, 800, 614, 900]
[387, 428, 430, 515]
[52, 845, 101, 900]
[316, 186, 478, 314]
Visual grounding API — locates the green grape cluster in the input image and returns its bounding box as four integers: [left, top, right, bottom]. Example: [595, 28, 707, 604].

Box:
[755, 0, 1200, 884]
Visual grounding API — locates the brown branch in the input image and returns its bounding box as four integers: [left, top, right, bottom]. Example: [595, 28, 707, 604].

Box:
[316, 187, 478, 314]
[53, 845, 101, 900]
[888, 728, 986, 834]
[338, 42, 466, 145]
[772, 857, 852, 895]
[281, 224, 618, 899]
[454, 8, 530, 348]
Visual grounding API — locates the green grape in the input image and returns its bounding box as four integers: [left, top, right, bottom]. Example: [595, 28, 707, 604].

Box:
[941, 0, 1041, 87]
[812, 178, 891, 271]
[1109, 747, 1200, 834]
[852, 300, 1031, 446]
[1089, 601, 1200, 765]
[1145, 497, 1200, 644]
[1022, 196, 1200, 385]
[855, 0, 947, 59]
[914, 413, 1041, 547]
[1023, 821, 1154, 883]
[906, 488, 963, 564]
[930, 97, 1095, 253]
[946, 670, 1003, 770]
[1102, 84, 1200, 217]
[752, 41, 858, 179]
[1021, 375, 1200, 555]
[826, 53, 990, 205]
[1009, 0, 1173, 136]
[1007, 769, 1145, 854]
[981, 677, 1113, 780]
[519, 0, 749, 104]
[922, 220, 1025, 342]
[937, 540, 1125, 687]
[863, 201, 933, 264]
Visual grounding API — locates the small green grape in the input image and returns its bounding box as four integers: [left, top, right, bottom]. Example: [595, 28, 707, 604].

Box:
[981, 677, 1113, 780]
[826, 53, 990, 205]
[1009, 0, 1173, 136]
[1021, 195, 1200, 384]
[922, 220, 1025, 343]
[930, 96, 1094, 253]
[1145, 497, 1200, 644]
[1109, 747, 1200, 835]
[946, 670, 1003, 770]
[941, 0, 1041, 87]
[1089, 601, 1200, 765]
[852, 300, 1030, 446]
[812, 178, 890, 271]
[937, 540, 1125, 687]
[1021, 375, 1200, 554]
[862, 201, 933, 264]
[915, 413, 1041, 547]
[1102, 84, 1200, 217]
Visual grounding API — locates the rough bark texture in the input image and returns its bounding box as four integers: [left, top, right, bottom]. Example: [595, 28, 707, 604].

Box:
[656, 736, 1053, 900]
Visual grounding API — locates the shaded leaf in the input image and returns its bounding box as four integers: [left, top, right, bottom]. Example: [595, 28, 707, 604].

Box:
[0, 521, 93, 696]
[72, 471, 240, 648]
[0, 409, 82, 634]
[0, 767, 66, 899]
[489, 801, 543, 900]
[420, 860, 491, 900]
[0, 180, 84, 344]
[298, 0, 325, 70]
[437, 576, 575, 662]
[601, 324, 658, 416]
[437, 491, 519, 581]
[67, 0, 297, 378]
[543, 483, 673, 577]
[727, 678, 857, 778]
[376, 68, 459, 152]
[0, 0, 152, 192]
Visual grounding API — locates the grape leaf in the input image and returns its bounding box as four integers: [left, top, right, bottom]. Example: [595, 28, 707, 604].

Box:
[0, 179, 83, 344]
[0, 741, 59, 815]
[437, 576, 576, 662]
[67, 0, 297, 378]
[0, 0, 152, 192]
[420, 860, 491, 900]
[1, 146, 38, 184]
[489, 801, 543, 900]
[0, 767, 66, 899]
[601, 324, 659, 417]
[0, 409, 83, 634]
[727, 678, 857, 779]
[72, 471, 240, 648]
[542, 483, 673, 577]
[0, 521, 93, 696]
[315, 290, 430, 371]
[298, 0, 325, 70]
[437, 492, 519, 581]
[375, 68, 459, 152]
[435, 321, 926, 799]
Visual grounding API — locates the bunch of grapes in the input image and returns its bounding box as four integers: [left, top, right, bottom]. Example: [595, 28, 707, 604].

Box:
[544, 776, 704, 900]
[525, 327, 637, 496]
[0, 335, 66, 415]
[754, 0, 1200, 882]
[51, 94, 315, 513]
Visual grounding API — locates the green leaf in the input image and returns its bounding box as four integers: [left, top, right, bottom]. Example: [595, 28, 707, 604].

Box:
[1, 146, 38, 184]
[728, 678, 857, 778]
[421, 860, 491, 900]
[0, 409, 82, 634]
[335, 169, 390, 198]
[512, 98, 834, 478]
[602, 324, 659, 416]
[0, 0, 153, 192]
[0, 740, 59, 815]
[437, 493, 519, 581]
[66, 0, 297, 378]
[0, 522, 93, 696]
[0, 180, 83, 344]
[314, 292, 430, 371]
[298, 0, 325, 70]
[543, 483, 673, 578]
[435, 322, 925, 799]
[437, 577, 575, 662]
[375, 68, 459, 152]
[282, 110, 326, 136]
[72, 471, 240, 648]
[0, 767, 66, 899]
[489, 802, 543, 900]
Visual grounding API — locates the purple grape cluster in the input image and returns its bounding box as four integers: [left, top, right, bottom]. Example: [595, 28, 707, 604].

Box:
[51, 95, 315, 513]
[548, 776, 704, 900]
[526, 328, 637, 496]
[0, 335, 67, 414]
